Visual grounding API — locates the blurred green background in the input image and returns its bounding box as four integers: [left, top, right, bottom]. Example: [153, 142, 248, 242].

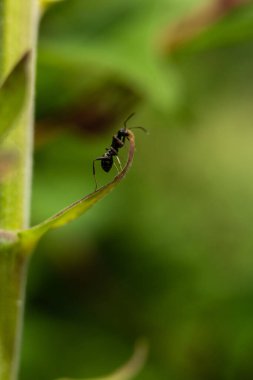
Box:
[20, 0, 253, 379]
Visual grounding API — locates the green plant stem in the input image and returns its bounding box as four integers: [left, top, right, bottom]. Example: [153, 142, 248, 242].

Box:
[0, 1, 38, 230]
[0, 235, 28, 380]
[0, 1, 38, 379]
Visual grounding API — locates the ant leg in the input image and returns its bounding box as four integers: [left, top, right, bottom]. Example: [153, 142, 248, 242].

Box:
[113, 162, 120, 174]
[115, 155, 123, 171]
[93, 158, 102, 191]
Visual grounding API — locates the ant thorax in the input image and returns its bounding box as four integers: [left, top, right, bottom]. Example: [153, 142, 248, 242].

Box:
[111, 135, 124, 150]
[105, 146, 118, 157]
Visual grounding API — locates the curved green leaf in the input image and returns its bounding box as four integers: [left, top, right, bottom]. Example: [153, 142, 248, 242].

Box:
[56, 339, 148, 380]
[19, 130, 136, 251]
[0, 52, 30, 140]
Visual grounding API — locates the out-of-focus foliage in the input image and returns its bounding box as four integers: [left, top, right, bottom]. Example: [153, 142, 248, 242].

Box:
[56, 339, 148, 380]
[20, 0, 253, 380]
[179, 2, 253, 52]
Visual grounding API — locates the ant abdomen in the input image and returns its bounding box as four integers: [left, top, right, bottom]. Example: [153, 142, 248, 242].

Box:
[101, 158, 113, 172]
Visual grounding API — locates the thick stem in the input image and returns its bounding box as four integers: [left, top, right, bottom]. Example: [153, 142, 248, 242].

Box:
[0, 236, 28, 380]
[0, 1, 38, 379]
[0, 0, 38, 230]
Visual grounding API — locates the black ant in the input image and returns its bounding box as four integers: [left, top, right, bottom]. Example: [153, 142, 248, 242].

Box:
[93, 113, 146, 190]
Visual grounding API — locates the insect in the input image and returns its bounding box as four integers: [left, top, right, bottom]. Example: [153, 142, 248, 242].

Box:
[93, 113, 146, 190]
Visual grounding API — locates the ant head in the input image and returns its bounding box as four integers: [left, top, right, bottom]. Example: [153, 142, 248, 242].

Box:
[119, 127, 126, 133]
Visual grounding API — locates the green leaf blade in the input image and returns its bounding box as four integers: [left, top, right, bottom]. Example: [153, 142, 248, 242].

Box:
[19, 130, 136, 250]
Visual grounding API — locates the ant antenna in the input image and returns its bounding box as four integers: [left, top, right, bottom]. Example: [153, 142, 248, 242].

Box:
[123, 113, 148, 134]
[129, 126, 148, 134]
[124, 112, 135, 129]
